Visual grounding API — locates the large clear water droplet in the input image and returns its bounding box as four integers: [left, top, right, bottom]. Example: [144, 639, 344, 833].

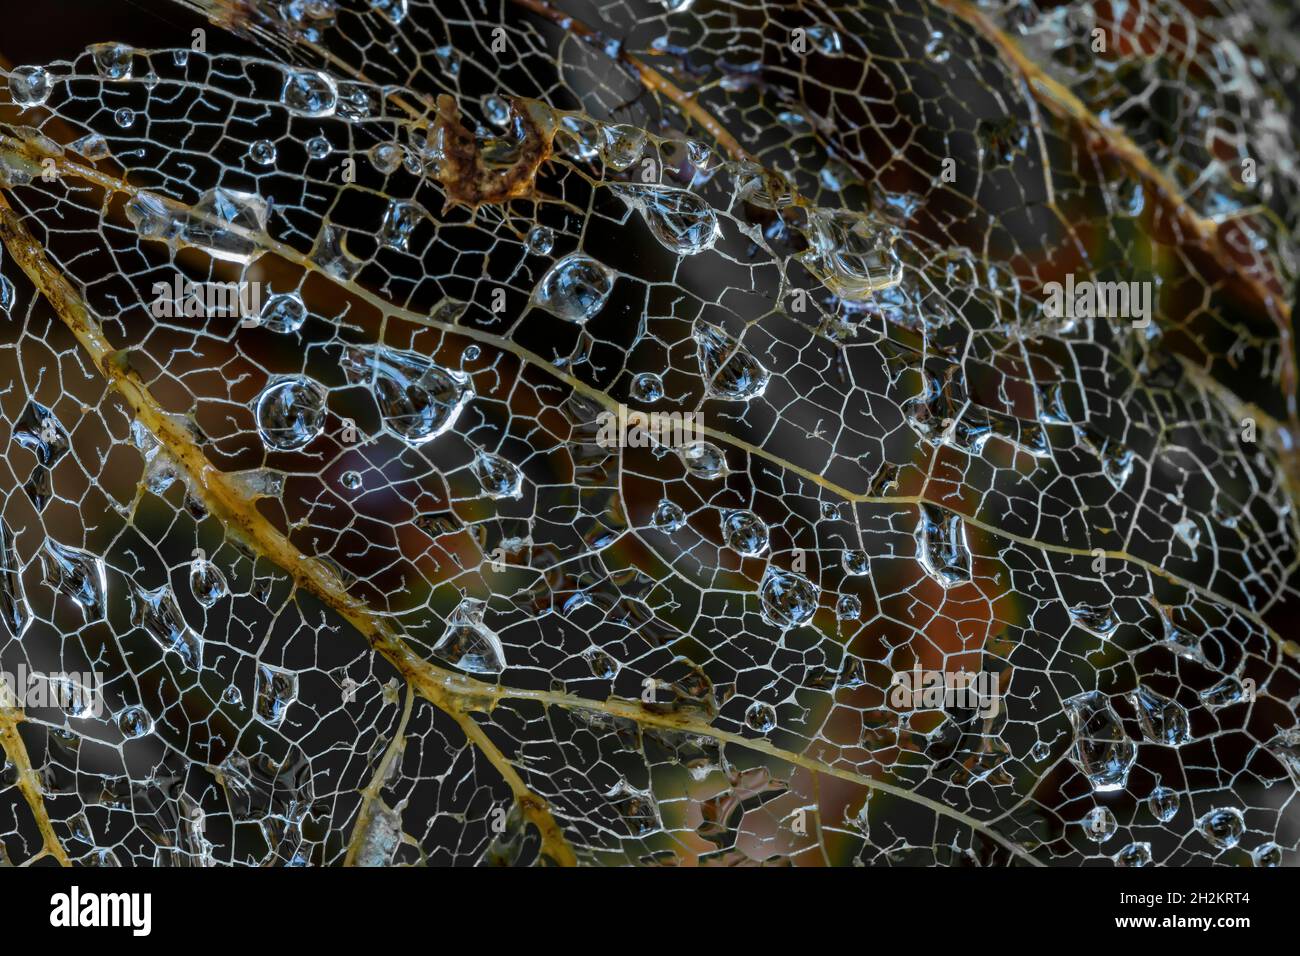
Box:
[1063, 691, 1137, 792]
[1082, 806, 1116, 842]
[1195, 807, 1245, 850]
[255, 376, 328, 451]
[188, 187, 269, 264]
[189, 558, 228, 607]
[131, 584, 202, 668]
[255, 664, 299, 727]
[600, 124, 646, 170]
[1069, 603, 1118, 639]
[720, 509, 769, 556]
[432, 598, 506, 675]
[116, 705, 154, 739]
[9, 65, 53, 107]
[258, 292, 308, 333]
[614, 184, 720, 255]
[1129, 686, 1190, 745]
[693, 323, 769, 400]
[650, 499, 685, 532]
[678, 440, 728, 479]
[630, 372, 664, 403]
[1113, 842, 1151, 866]
[744, 701, 777, 733]
[282, 69, 338, 117]
[0, 521, 30, 638]
[379, 200, 426, 252]
[758, 568, 820, 630]
[530, 253, 615, 324]
[472, 451, 523, 499]
[342, 346, 473, 445]
[88, 43, 134, 80]
[798, 208, 902, 301]
[1148, 786, 1179, 822]
[41, 539, 107, 620]
[915, 503, 972, 588]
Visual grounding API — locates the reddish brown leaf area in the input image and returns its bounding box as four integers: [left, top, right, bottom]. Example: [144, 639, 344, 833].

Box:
[430, 94, 552, 211]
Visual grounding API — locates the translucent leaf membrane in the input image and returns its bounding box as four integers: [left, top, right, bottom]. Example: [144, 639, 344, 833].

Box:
[0, 0, 1296, 866]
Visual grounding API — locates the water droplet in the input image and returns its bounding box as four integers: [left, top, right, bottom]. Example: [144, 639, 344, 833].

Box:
[758, 568, 820, 630]
[583, 646, 618, 679]
[1069, 603, 1118, 639]
[258, 292, 308, 333]
[835, 594, 862, 620]
[255, 376, 327, 452]
[172, 50, 189, 67]
[630, 372, 664, 403]
[342, 345, 473, 445]
[378, 199, 425, 252]
[1252, 842, 1282, 867]
[744, 701, 777, 733]
[720, 509, 769, 556]
[249, 139, 278, 166]
[462, 344, 481, 362]
[530, 253, 615, 324]
[679, 440, 728, 479]
[472, 451, 523, 499]
[433, 598, 506, 674]
[368, 141, 403, 174]
[8, 65, 53, 107]
[186, 187, 270, 264]
[1063, 691, 1137, 792]
[189, 558, 228, 607]
[1030, 740, 1051, 762]
[1198, 675, 1246, 710]
[255, 664, 298, 726]
[924, 31, 950, 63]
[306, 136, 331, 160]
[433, 45, 461, 78]
[116, 705, 154, 739]
[915, 503, 972, 588]
[68, 132, 110, 161]
[1195, 807, 1245, 850]
[693, 323, 769, 400]
[1148, 786, 1179, 822]
[14, 400, 70, 465]
[310, 222, 362, 280]
[651, 499, 685, 531]
[525, 224, 554, 255]
[41, 539, 107, 620]
[221, 685, 242, 706]
[615, 184, 720, 255]
[842, 550, 869, 575]
[555, 114, 599, 161]
[1129, 686, 1190, 745]
[798, 208, 902, 301]
[1113, 842, 1151, 866]
[482, 94, 511, 127]
[282, 69, 338, 117]
[113, 108, 135, 128]
[88, 43, 134, 80]
[599, 124, 646, 170]
[131, 584, 202, 668]
[1172, 517, 1200, 551]
[0, 522, 31, 638]
[1082, 806, 1116, 842]
[807, 24, 843, 55]
[340, 470, 362, 490]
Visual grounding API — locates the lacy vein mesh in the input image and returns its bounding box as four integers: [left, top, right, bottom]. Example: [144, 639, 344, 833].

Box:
[0, 0, 1296, 866]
